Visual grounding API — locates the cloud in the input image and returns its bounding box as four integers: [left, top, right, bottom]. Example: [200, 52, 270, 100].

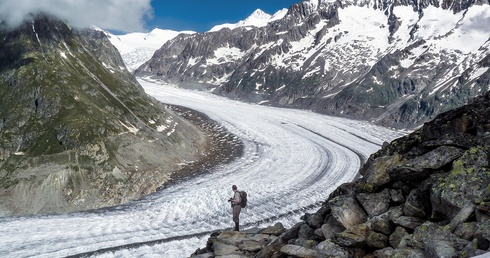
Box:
[0, 0, 153, 32]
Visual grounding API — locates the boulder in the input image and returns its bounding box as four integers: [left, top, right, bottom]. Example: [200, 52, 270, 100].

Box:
[238, 240, 264, 252]
[302, 212, 324, 229]
[475, 221, 490, 250]
[390, 247, 425, 258]
[211, 239, 243, 256]
[393, 216, 424, 229]
[366, 231, 389, 249]
[315, 240, 349, 257]
[298, 223, 317, 240]
[260, 222, 286, 236]
[389, 146, 465, 181]
[329, 195, 368, 228]
[356, 189, 390, 217]
[295, 238, 318, 248]
[403, 189, 430, 219]
[217, 231, 247, 246]
[411, 222, 469, 251]
[373, 247, 394, 258]
[454, 222, 478, 240]
[320, 215, 345, 240]
[368, 217, 393, 235]
[280, 244, 321, 258]
[425, 241, 457, 258]
[476, 202, 490, 223]
[331, 224, 369, 248]
[431, 147, 490, 221]
[358, 155, 403, 192]
[254, 237, 286, 258]
[447, 202, 476, 232]
[279, 222, 302, 242]
[421, 133, 478, 149]
[461, 239, 489, 257]
[389, 226, 409, 248]
[390, 189, 405, 205]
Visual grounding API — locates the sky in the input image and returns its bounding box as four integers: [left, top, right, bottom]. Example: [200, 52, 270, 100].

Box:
[0, 0, 302, 33]
[148, 0, 302, 32]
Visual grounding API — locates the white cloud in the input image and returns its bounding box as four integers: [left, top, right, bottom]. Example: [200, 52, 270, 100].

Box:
[0, 0, 153, 32]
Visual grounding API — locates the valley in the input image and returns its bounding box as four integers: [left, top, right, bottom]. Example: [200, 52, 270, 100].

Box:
[0, 79, 403, 257]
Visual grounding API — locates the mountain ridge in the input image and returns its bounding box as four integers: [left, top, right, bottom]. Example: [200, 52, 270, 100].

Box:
[134, 0, 490, 129]
[0, 14, 239, 216]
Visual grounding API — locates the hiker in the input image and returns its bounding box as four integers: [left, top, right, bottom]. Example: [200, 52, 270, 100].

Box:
[228, 184, 242, 231]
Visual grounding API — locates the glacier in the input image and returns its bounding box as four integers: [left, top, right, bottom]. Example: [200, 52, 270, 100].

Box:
[0, 79, 404, 257]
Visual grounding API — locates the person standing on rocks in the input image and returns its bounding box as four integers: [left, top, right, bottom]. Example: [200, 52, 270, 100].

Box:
[228, 185, 242, 231]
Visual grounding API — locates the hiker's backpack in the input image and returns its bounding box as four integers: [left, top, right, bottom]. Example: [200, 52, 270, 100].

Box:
[239, 191, 247, 208]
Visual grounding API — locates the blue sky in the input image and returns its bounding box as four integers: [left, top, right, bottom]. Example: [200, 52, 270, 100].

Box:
[147, 0, 301, 32]
[0, 0, 302, 33]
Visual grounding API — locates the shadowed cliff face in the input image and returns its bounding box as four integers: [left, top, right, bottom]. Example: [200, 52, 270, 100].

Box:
[191, 92, 490, 257]
[0, 15, 224, 216]
[135, 0, 490, 129]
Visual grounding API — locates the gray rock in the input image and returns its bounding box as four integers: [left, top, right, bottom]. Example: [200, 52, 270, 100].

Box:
[476, 202, 490, 223]
[366, 231, 388, 249]
[425, 241, 457, 258]
[321, 215, 346, 240]
[475, 221, 490, 250]
[431, 147, 490, 221]
[356, 189, 391, 217]
[373, 247, 393, 258]
[390, 189, 405, 205]
[461, 239, 489, 257]
[191, 253, 215, 258]
[390, 247, 425, 258]
[315, 240, 349, 257]
[455, 222, 478, 240]
[279, 222, 302, 242]
[212, 239, 243, 256]
[217, 231, 247, 246]
[260, 222, 286, 236]
[393, 216, 425, 229]
[280, 244, 321, 258]
[369, 217, 393, 235]
[298, 224, 317, 240]
[329, 195, 368, 228]
[358, 155, 403, 192]
[254, 237, 286, 258]
[403, 189, 430, 218]
[389, 226, 409, 248]
[411, 222, 469, 251]
[313, 228, 325, 241]
[302, 212, 325, 229]
[331, 224, 368, 248]
[447, 202, 476, 232]
[238, 240, 264, 252]
[389, 146, 465, 181]
[295, 238, 318, 248]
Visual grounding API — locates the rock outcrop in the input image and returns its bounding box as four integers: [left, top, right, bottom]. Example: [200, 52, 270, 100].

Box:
[191, 92, 490, 257]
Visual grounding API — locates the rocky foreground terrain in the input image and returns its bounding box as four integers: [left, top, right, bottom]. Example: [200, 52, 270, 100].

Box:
[191, 92, 490, 257]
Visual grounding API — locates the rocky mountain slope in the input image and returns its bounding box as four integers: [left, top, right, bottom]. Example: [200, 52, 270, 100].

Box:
[191, 82, 490, 258]
[0, 15, 239, 216]
[135, 0, 490, 129]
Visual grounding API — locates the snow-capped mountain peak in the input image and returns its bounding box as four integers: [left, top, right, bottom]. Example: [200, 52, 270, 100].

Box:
[135, 0, 490, 129]
[102, 28, 195, 72]
[209, 8, 288, 32]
